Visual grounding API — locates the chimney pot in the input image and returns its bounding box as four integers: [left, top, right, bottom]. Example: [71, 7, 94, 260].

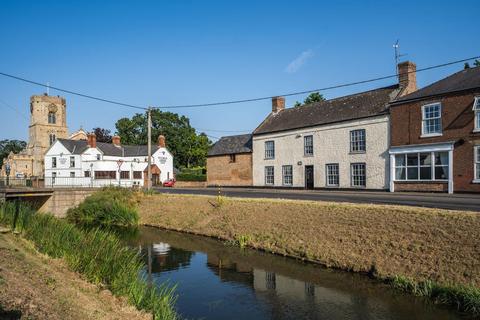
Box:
[158, 135, 166, 148]
[272, 96, 285, 113]
[398, 61, 417, 96]
[112, 135, 121, 146]
[87, 133, 97, 148]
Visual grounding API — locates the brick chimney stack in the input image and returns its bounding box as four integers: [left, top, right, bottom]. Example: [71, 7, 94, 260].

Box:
[158, 135, 166, 148]
[272, 96, 285, 113]
[398, 61, 417, 96]
[87, 133, 97, 148]
[112, 135, 121, 146]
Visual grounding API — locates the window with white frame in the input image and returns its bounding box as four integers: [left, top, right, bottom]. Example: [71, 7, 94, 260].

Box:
[473, 97, 480, 132]
[304, 135, 313, 156]
[70, 156, 75, 168]
[351, 163, 366, 187]
[282, 165, 293, 185]
[265, 141, 275, 159]
[475, 146, 480, 181]
[350, 129, 366, 152]
[52, 157, 57, 168]
[265, 166, 274, 185]
[394, 151, 449, 181]
[422, 103, 442, 135]
[326, 164, 339, 187]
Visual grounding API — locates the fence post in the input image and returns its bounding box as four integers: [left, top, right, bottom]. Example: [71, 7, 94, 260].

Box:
[12, 200, 19, 231]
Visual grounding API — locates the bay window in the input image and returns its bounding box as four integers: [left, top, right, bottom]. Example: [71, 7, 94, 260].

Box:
[394, 151, 449, 181]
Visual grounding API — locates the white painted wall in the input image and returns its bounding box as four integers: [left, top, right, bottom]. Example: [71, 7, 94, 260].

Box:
[44, 141, 174, 188]
[252, 115, 390, 189]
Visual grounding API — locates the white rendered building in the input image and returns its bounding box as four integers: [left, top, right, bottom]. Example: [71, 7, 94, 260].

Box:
[44, 133, 173, 188]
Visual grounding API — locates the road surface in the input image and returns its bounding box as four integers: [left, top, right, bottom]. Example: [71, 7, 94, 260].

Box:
[154, 187, 480, 212]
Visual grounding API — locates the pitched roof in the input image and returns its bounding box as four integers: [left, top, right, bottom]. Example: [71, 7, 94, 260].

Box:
[253, 85, 400, 135]
[57, 139, 161, 157]
[392, 66, 480, 104]
[207, 134, 252, 156]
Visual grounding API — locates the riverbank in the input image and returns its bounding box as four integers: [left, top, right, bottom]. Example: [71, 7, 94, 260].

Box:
[138, 193, 480, 313]
[0, 231, 151, 320]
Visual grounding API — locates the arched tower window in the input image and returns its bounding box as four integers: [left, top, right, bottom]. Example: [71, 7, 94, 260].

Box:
[48, 111, 56, 124]
[49, 133, 56, 146]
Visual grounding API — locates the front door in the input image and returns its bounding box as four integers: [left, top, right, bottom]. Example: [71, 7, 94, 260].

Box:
[305, 165, 314, 189]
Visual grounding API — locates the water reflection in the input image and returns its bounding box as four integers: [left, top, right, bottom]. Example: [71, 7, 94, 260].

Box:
[131, 226, 464, 320]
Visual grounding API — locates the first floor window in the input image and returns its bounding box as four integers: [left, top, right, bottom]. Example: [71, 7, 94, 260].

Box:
[265, 166, 274, 185]
[282, 165, 293, 185]
[133, 171, 142, 179]
[350, 129, 366, 153]
[351, 163, 366, 187]
[96, 154, 101, 160]
[326, 164, 339, 187]
[394, 151, 449, 181]
[70, 156, 75, 168]
[265, 141, 275, 159]
[229, 154, 236, 163]
[304, 135, 313, 156]
[70, 172, 75, 178]
[475, 146, 480, 181]
[84, 171, 91, 178]
[120, 171, 130, 179]
[422, 103, 442, 135]
[94, 171, 116, 179]
[52, 157, 57, 168]
[474, 97, 480, 131]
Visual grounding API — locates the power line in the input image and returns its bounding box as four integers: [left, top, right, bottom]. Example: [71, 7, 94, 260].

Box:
[158, 55, 480, 109]
[0, 71, 148, 111]
[194, 127, 251, 133]
[0, 98, 29, 120]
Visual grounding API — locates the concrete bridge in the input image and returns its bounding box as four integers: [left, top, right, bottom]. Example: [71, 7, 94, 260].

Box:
[0, 187, 94, 217]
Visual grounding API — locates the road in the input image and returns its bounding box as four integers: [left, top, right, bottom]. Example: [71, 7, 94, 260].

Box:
[154, 187, 480, 212]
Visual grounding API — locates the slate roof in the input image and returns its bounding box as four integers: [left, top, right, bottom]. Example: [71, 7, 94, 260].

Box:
[57, 139, 160, 157]
[207, 134, 252, 156]
[253, 85, 400, 135]
[392, 66, 480, 104]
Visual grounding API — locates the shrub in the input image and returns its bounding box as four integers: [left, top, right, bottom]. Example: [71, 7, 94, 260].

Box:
[67, 187, 139, 227]
[0, 202, 177, 320]
[175, 173, 206, 181]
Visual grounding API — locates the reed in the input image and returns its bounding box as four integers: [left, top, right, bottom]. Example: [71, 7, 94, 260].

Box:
[0, 202, 177, 320]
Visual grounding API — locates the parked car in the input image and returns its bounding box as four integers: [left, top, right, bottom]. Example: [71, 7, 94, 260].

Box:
[163, 179, 176, 187]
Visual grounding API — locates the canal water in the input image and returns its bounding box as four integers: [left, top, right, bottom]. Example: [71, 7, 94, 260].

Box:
[132, 226, 465, 320]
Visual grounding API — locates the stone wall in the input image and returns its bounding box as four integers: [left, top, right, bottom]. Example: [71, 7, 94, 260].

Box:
[207, 153, 253, 186]
[39, 189, 94, 217]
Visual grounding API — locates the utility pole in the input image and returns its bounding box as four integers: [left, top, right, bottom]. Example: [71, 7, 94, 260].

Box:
[147, 107, 152, 190]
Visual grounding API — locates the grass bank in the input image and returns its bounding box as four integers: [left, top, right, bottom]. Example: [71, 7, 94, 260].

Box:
[0, 202, 177, 320]
[138, 193, 480, 315]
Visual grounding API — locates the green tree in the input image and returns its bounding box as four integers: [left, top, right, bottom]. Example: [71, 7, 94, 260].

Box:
[474, 59, 480, 67]
[304, 92, 325, 105]
[0, 139, 27, 167]
[92, 127, 112, 143]
[115, 110, 212, 168]
[294, 101, 302, 107]
[464, 62, 470, 69]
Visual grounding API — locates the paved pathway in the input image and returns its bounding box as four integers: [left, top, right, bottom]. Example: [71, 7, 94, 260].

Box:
[154, 187, 480, 212]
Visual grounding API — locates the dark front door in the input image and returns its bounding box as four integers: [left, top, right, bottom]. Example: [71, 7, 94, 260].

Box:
[305, 165, 314, 189]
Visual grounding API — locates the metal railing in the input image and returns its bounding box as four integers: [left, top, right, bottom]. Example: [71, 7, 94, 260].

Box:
[0, 177, 144, 189]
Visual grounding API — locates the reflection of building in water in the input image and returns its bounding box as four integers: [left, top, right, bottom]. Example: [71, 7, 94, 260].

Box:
[143, 243, 193, 273]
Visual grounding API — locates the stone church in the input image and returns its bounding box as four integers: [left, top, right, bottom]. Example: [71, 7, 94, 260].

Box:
[1, 94, 86, 178]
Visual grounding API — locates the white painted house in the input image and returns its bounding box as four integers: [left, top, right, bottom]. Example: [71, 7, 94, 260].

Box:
[44, 133, 173, 188]
[252, 63, 417, 190]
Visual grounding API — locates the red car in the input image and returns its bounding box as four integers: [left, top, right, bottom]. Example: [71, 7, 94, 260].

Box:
[163, 179, 176, 187]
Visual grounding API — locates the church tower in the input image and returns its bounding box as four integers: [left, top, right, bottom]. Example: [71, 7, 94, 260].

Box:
[28, 94, 69, 176]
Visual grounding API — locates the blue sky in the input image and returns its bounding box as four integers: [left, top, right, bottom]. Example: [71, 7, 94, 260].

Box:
[0, 0, 479, 141]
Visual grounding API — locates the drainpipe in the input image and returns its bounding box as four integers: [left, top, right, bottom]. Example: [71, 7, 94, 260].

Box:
[448, 149, 453, 194]
[389, 154, 395, 192]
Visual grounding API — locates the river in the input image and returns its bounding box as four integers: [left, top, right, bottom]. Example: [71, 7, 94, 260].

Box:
[131, 226, 466, 320]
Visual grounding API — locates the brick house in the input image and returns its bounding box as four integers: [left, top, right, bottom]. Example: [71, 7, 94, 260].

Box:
[389, 66, 480, 193]
[206, 134, 253, 186]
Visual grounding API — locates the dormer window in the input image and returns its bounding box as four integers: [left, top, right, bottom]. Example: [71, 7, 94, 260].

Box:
[421, 103, 442, 137]
[48, 111, 56, 124]
[473, 97, 480, 132]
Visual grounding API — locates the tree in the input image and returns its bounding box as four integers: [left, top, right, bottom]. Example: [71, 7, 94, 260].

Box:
[464, 62, 470, 69]
[0, 139, 27, 167]
[115, 110, 212, 168]
[294, 92, 326, 107]
[474, 59, 480, 67]
[92, 127, 112, 143]
[294, 101, 302, 107]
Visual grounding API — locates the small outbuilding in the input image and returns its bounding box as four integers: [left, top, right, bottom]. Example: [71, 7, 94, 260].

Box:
[206, 134, 253, 187]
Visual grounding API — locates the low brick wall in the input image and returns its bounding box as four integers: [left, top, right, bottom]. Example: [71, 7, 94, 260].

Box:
[174, 181, 207, 188]
[394, 181, 448, 192]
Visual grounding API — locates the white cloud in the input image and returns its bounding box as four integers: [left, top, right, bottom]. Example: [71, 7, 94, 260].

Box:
[284, 49, 314, 73]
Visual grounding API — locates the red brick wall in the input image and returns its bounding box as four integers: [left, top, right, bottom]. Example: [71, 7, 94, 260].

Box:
[394, 181, 448, 192]
[390, 91, 480, 192]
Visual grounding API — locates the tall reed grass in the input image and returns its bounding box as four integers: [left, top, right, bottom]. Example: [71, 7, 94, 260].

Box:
[0, 201, 177, 320]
